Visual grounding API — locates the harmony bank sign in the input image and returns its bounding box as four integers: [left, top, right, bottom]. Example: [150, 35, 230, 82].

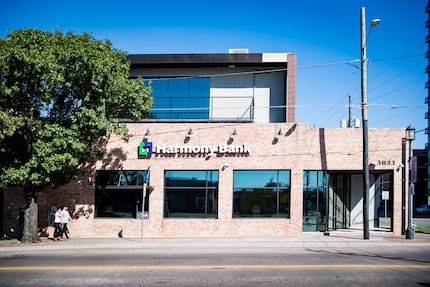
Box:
[138, 142, 251, 157]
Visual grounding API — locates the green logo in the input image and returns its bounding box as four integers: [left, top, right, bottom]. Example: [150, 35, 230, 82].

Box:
[139, 142, 153, 156]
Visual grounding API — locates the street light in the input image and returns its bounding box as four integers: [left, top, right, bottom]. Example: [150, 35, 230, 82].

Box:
[406, 124, 415, 240]
[361, 7, 380, 240]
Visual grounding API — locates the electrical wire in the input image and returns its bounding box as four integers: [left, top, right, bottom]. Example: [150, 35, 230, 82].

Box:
[134, 52, 425, 130]
[134, 54, 424, 82]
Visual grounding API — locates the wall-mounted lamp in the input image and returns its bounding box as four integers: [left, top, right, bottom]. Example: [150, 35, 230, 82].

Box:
[184, 128, 193, 143]
[396, 163, 404, 172]
[143, 129, 150, 141]
[222, 162, 230, 171]
[272, 129, 281, 145]
[228, 129, 237, 144]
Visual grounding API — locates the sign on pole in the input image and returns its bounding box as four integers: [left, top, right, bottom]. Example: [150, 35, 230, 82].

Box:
[382, 190, 389, 200]
[411, 157, 417, 183]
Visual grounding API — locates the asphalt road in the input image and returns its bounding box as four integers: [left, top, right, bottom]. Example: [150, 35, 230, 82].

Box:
[1, 237, 430, 287]
[415, 217, 430, 226]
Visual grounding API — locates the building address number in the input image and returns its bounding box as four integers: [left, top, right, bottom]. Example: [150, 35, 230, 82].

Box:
[377, 160, 395, 166]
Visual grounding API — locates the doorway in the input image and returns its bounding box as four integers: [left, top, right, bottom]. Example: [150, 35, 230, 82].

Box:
[302, 171, 393, 232]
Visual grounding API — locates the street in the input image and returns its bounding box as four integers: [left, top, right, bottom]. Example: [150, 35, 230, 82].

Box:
[0, 236, 430, 287]
[414, 217, 430, 227]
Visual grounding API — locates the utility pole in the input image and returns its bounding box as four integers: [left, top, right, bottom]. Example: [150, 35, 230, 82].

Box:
[361, 7, 370, 240]
[360, 8, 380, 239]
[348, 95, 352, 128]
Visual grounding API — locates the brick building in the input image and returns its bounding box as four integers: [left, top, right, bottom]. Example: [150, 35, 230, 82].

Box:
[1, 52, 410, 238]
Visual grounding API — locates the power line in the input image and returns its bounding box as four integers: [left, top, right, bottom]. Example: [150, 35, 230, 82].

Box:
[372, 53, 425, 63]
[368, 58, 425, 97]
[134, 54, 424, 82]
[369, 76, 426, 101]
[314, 51, 424, 127]
[149, 102, 423, 112]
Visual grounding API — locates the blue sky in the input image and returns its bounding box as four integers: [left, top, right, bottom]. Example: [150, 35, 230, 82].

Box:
[1, 0, 428, 147]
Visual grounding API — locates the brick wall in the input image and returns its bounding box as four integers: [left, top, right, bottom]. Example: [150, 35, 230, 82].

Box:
[2, 123, 406, 238]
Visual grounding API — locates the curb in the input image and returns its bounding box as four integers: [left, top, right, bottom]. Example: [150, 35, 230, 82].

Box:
[1, 233, 430, 253]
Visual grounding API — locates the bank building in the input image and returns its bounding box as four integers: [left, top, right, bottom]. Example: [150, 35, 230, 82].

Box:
[2, 51, 410, 239]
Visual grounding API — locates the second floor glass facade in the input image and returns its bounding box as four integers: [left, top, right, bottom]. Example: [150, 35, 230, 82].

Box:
[146, 78, 210, 120]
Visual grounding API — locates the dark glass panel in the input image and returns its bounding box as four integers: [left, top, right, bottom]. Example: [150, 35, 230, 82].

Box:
[164, 170, 219, 218]
[95, 170, 149, 219]
[233, 170, 291, 218]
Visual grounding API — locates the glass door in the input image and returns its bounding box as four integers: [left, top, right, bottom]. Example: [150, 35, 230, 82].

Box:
[303, 171, 352, 232]
[328, 174, 351, 230]
[303, 171, 327, 232]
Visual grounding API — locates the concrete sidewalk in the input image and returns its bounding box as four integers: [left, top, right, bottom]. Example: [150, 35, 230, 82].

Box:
[1, 232, 430, 253]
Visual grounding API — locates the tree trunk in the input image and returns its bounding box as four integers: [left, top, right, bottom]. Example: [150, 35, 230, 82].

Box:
[21, 199, 39, 243]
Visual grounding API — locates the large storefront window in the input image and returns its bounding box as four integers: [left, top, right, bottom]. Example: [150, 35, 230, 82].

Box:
[164, 170, 219, 218]
[233, 170, 291, 218]
[95, 170, 149, 218]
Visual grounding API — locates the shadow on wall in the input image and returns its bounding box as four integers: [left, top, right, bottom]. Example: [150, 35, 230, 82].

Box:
[73, 206, 94, 220]
[102, 145, 128, 170]
[1, 138, 129, 240]
[319, 128, 327, 171]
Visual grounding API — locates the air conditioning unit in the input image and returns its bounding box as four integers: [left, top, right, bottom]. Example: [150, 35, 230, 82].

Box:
[228, 48, 249, 54]
[353, 117, 361, 128]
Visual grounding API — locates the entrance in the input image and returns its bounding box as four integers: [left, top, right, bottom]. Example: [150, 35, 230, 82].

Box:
[302, 171, 393, 232]
[327, 174, 351, 230]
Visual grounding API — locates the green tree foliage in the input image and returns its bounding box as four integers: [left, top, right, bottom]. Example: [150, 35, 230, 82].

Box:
[0, 29, 152, 241]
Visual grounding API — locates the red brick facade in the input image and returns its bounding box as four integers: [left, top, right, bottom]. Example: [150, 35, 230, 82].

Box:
[2, 123, 408, 238]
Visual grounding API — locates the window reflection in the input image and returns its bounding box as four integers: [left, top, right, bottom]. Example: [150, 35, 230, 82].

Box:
[233, 170, 291, 218]
[164, 170, 219, 218]
[95, 170, 149, 218]
[303, 171, 327, 232]
[145, 78, 210, 119]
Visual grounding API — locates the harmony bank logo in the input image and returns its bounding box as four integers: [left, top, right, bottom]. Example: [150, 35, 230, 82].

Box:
[138, 141, 153, 157]
[138, 141, 250, 158]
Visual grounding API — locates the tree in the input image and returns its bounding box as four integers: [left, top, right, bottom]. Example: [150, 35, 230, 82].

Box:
[0, 29, 152, 242]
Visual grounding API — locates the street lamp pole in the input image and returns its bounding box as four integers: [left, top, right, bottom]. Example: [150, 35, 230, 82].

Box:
[406, 125, 416, 240]
[360, 7, 380, 240]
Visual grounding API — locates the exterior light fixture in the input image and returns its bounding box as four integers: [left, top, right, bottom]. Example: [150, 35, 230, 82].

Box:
[143, 129, 150, 141]
[188, 128, 193, 136]
[406, 125, 415, 141]
[370, 19, 381, 29]
[278, 128, 283, 136]
[229, 129, 237, 143]
[222, 162, 230, 171]
[406, 124, 415, 240]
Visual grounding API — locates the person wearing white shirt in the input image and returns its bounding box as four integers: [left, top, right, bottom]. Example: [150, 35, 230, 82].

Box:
[61, 206, 72, 239]
[54, 207, 63, 241]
